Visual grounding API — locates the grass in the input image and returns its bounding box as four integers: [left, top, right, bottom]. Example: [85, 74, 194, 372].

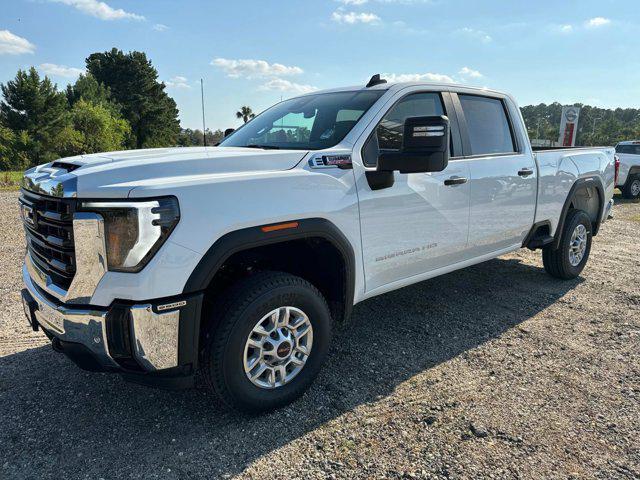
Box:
[0, 171, 22, 191]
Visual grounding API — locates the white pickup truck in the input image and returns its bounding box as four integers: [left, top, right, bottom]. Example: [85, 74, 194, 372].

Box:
[20, 76, 616, 412]
[615, 140, 640, 199]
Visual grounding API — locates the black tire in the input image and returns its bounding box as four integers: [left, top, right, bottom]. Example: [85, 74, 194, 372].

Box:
[542, 209, 592, 280]
[621, 174, 640, 199]
[201, 271, 332, 413]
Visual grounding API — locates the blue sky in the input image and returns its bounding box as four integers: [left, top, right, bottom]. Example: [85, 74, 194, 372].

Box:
[1, 0, 638, 130]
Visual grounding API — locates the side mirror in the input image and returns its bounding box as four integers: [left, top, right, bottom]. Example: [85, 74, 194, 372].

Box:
[377, 115, 449, 174]
[224, 128, 235, 138]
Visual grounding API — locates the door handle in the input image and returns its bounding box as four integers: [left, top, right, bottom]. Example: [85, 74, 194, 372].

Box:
[444, 176, 468, 186]
[518, 168, 534, 177]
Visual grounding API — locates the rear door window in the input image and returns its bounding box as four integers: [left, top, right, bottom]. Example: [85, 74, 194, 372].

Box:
[458, 95, 516, 155]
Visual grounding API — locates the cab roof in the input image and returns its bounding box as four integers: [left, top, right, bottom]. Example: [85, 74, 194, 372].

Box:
[303, 81, 508, 100]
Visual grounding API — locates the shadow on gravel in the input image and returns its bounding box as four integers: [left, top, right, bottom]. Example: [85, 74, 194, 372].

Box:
[1, 256, 582, 479]
[613, 192, 640, 205]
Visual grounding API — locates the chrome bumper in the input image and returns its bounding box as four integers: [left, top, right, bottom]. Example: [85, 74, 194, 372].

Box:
[23, 262, 182, 372]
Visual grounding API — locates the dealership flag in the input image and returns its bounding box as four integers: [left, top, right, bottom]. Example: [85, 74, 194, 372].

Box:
[558, 106, 581, 147]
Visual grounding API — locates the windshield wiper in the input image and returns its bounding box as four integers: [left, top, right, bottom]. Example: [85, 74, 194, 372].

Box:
[244, 144, 281, 150]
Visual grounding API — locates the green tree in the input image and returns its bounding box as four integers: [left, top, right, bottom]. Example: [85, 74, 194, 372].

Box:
[236, 106, 255, 123]
[58, 99, 130, 156]
[66, 73, 114, 109]
[85, 48, 180, 149]
[177, 128, 224, 146]
[0, 67, 70, 165]
[521, 102, 640, 146]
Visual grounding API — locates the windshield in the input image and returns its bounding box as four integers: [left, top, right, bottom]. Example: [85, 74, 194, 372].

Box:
[219, 90, 386, 150]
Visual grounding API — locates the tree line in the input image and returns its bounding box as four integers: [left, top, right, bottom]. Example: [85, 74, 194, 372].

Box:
[2, 49, 639, 171]
[0, 48, 186, 170]
[520, 103, 640, 146]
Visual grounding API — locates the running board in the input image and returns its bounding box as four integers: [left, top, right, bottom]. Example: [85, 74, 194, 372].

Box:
[527, 234, 553, 250]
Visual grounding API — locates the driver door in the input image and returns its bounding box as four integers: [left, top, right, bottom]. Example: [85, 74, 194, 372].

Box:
[353, 90, 472, 294]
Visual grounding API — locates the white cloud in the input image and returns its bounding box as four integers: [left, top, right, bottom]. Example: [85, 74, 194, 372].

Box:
[211, 58, 303, 79]
[381, 72, 455, 83]
[585, 17, 611, 28]
[49, 0, 145, 21]
[153, 23, 169, 32]
[0, 30, 35, 55]
[456, 27, 492, 43]
[165, 76, 191, 89]
[39, 63, 84, 78]
[259, 78, 318, 94]
[331, 10, 381, 24]
[336, 0, 369, 4]
[558, 24, 573, 34]
[458, 66, 483, 79]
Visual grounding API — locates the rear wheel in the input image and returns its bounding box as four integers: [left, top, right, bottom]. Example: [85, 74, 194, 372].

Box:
[201, 271, 332, 412]
[622, 175, 640, 199]
[542, 209, 592, 280]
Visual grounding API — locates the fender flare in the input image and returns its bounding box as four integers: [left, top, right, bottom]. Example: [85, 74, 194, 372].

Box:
[182, 218, 356, 320]
[553, 176, 605, 250]
[625, 166, 640, 184]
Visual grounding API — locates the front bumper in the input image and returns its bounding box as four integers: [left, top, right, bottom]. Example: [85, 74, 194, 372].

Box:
[22, 262, 202, 387]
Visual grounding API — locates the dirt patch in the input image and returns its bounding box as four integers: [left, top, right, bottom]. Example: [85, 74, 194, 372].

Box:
[1, 191, 638, 479]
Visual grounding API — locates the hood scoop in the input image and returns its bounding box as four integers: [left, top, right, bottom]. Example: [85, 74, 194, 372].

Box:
[51, 161, 82, 173]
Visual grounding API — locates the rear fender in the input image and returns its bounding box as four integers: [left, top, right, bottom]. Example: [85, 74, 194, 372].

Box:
[552, 176, 604, 249]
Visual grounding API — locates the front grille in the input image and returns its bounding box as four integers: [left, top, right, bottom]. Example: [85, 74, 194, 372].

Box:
[20, 189, 76, 290]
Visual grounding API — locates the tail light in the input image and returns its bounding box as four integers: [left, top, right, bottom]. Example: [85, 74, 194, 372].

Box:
[614, 154, 620, 185]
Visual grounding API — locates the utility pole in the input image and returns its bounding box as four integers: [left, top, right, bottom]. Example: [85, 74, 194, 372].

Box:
[592, 116, 602, 135]
[201, 79, 207, 146]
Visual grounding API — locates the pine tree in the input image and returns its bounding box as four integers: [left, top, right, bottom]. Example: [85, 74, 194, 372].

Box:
[85, 48, 180, 148]
[0, 67, 70, 165]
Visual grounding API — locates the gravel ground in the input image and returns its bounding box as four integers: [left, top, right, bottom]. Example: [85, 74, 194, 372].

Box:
[1, 190, 639, 480]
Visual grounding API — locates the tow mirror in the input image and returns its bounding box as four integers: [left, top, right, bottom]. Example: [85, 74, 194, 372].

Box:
[224, 128, 235, 138]
[377, 115, 449, 174]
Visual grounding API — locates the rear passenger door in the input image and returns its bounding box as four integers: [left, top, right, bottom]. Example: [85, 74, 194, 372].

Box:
[453, 93, 537, 256]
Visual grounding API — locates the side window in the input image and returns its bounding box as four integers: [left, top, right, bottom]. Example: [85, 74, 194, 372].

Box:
[363, 92, 445, 167]
[458, 95, 516, 155]
[377, 93, 445, 151]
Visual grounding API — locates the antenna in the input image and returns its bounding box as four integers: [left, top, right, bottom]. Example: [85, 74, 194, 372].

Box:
[200, 78, 207, 146]
[366, 74, 387, 88]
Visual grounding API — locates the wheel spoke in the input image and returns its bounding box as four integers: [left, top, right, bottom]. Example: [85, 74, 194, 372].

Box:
[277, 307, 290, 327]
[295, 344, 310, 356]
[246, 337, 263, 350]
[268, 368, 276, 387]
[249, 363, 268, 381]
[254, 324, 272, 337]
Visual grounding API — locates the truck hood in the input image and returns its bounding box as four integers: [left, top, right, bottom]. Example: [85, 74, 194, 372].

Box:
[22, 147, 309, 198]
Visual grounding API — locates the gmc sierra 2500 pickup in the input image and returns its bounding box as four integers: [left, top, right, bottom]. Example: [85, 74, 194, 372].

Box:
[20, 75, 616, 412]
[615, 140, 640, 199]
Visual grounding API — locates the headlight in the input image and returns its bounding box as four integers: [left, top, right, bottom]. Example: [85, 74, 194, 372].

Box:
[80, 197, 180, 272]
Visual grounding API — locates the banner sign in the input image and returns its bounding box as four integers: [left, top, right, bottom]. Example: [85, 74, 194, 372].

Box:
[558, 106, 581, 147]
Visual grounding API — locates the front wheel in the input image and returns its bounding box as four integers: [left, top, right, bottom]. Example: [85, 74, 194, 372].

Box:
[622, 175, 640, 199]
[201, 271, 332, 412]
[542, 209, 592, 280]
